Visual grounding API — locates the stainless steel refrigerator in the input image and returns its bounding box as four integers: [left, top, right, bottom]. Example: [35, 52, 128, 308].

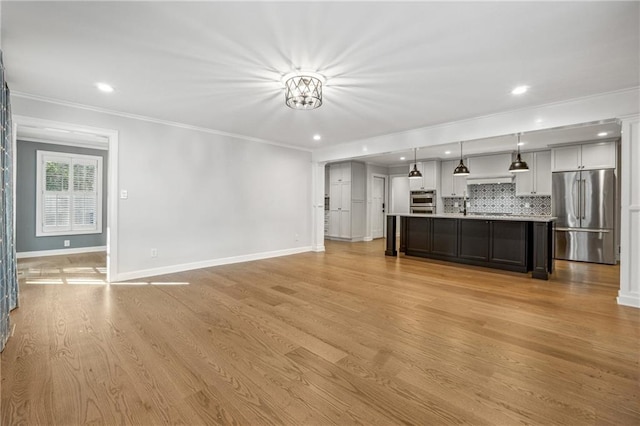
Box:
[552, 169, 615, 264]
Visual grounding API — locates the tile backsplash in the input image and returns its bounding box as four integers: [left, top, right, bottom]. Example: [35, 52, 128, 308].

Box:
[442, 183, 551, 216]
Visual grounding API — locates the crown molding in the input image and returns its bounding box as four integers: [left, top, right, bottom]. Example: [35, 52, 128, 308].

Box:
[11, 91, 313, 153]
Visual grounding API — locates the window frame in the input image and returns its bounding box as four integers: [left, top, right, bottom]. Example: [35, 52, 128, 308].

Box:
[35, 150, 103, 237]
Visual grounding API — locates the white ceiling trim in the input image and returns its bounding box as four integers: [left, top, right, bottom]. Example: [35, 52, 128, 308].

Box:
[11, 92, 313, 153]
[313, 87, 640, 163]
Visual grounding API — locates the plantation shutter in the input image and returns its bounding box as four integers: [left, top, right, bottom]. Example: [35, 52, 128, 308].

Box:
[37, 151, 102, 235]
[72, 161, 98, 230]
[42, 157, 71, 233]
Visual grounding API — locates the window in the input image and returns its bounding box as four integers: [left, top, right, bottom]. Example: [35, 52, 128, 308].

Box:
[36, 151, 103, 236]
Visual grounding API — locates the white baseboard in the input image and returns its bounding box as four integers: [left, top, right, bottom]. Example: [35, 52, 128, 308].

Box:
[17, 246, 107, 259]
[113, 246, 313, 282]
[617, 292, 640, 308]
[363, 237, 373, 242]
[312, 245, 326, 252]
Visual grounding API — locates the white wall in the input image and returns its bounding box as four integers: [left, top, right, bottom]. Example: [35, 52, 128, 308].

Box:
[12, 96, 312, 281]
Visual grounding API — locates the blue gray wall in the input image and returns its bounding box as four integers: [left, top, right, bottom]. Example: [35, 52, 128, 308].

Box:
[16, 140, 108, 252]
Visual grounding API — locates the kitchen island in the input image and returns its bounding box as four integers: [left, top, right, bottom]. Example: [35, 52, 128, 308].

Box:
[385, 213, 555, 280]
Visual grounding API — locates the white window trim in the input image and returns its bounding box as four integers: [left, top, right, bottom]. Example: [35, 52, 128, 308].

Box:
[35, 150, 103, 237]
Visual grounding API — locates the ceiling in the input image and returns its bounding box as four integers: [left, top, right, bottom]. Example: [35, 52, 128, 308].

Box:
[360, 119, 622, 167]
[2, 2, 639, 150]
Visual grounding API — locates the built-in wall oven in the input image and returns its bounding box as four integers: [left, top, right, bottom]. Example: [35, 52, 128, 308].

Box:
[410, 190, 436, 214]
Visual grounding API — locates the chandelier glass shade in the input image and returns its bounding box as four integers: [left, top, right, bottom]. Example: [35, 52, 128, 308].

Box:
[284, 74, 323, 110]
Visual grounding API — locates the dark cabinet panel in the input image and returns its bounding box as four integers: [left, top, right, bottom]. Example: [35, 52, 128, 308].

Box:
[431, 218, 457, 256]
[405, 217, 431, 255]
[490, 221, 529, 267]
[458, 220, 490, 261]
[392, 215, 551, 279]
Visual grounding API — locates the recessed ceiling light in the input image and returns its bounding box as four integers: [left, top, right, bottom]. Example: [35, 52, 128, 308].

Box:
[313, 134, 321, 141]
[444, 151, 451, 155]
[400, 157, 406, 161]
[95, 82, 114, 93]
[518, 142, 525, 146]
[511, 85, 529, 95]
[597, 132, 608, 137]
[535, 119, 543, 124]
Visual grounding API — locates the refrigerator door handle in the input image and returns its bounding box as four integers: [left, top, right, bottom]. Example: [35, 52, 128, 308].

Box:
[581, 179, 586, 220]
[573, 177, 580, 223]
[556, 227, 611, 233]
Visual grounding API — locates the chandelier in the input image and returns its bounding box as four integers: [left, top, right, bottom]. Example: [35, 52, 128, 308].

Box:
[283, 72, 324, 110]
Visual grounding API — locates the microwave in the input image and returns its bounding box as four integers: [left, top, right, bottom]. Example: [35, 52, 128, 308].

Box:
[410, 190, 436, 207]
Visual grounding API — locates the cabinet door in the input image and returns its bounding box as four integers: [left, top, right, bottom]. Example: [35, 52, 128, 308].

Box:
[329, 182, 342, 210]
[405, 217, 431, 255]
[330, 162, 351, 183]
[489, 221, 528, 267]
[339, 210, 351, 238]
[328, 210, 340, 237]
[515, 153, 535, 196]
[453, 175, 468, 197]
[408, 162, 424, 191]
[340, 182, 351, 211]
[440, 160, 455, 197]
[533, 151, 552, 195]
[551, 146, 581, 172]
[581, 142, 615, 170]
[422, 161, 437, 190]
[458, 220, 490, 261]
[329, 163, 341, 184]
[431, 218, 457, 256]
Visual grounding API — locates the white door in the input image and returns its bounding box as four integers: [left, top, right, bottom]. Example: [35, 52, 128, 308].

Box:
[372, 176, 385, 239]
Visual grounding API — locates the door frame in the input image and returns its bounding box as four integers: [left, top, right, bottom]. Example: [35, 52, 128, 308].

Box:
[370, 173, 387, 240]
[12, 115, 119, 282]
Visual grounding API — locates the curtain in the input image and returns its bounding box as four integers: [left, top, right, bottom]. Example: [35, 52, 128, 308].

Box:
[0, 50, 18, 352]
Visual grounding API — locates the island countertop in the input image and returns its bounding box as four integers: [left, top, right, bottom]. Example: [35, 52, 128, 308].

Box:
[389, 213, 556, 222]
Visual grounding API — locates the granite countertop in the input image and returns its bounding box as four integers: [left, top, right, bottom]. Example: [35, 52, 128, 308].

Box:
[390, 213, 556, 222]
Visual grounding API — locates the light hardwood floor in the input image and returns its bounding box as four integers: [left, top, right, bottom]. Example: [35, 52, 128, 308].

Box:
[2, 240, 638, 425]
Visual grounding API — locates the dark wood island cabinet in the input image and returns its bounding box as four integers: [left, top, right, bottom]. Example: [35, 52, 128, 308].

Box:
[388, 214, 555, 279]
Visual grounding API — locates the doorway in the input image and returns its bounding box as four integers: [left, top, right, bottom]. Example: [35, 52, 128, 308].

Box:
[12, 116, 118, 282]
[372, 176, 386, 239]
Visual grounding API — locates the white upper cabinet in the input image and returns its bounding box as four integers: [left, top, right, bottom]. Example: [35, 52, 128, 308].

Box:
[409, 161, 437, 191]
[329, 162, 352, 183]
[551, 141, 616, 172]
[467, 153, 512, 177]
[440, 159, 468, 197]
[515, 150, 552, 196]
[580, 142, 616, 170]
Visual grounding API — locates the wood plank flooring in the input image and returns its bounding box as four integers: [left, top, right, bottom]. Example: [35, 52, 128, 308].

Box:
[2, 240, 638, 425]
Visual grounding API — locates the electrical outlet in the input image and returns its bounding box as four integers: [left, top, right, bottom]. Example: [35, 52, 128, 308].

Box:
[454, 202, 459, 208]
[120, 190, 128, 199]
[151, 248, 158, 258]
[295, 233, 299, 241]
[525, 203, 531, 208]
[63, 240, 70, 247]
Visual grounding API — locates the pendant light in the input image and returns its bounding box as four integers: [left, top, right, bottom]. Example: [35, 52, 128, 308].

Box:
[453, 141, 470, 176]
[408, 148, 422, 179]
[509, 133, 530, 173]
